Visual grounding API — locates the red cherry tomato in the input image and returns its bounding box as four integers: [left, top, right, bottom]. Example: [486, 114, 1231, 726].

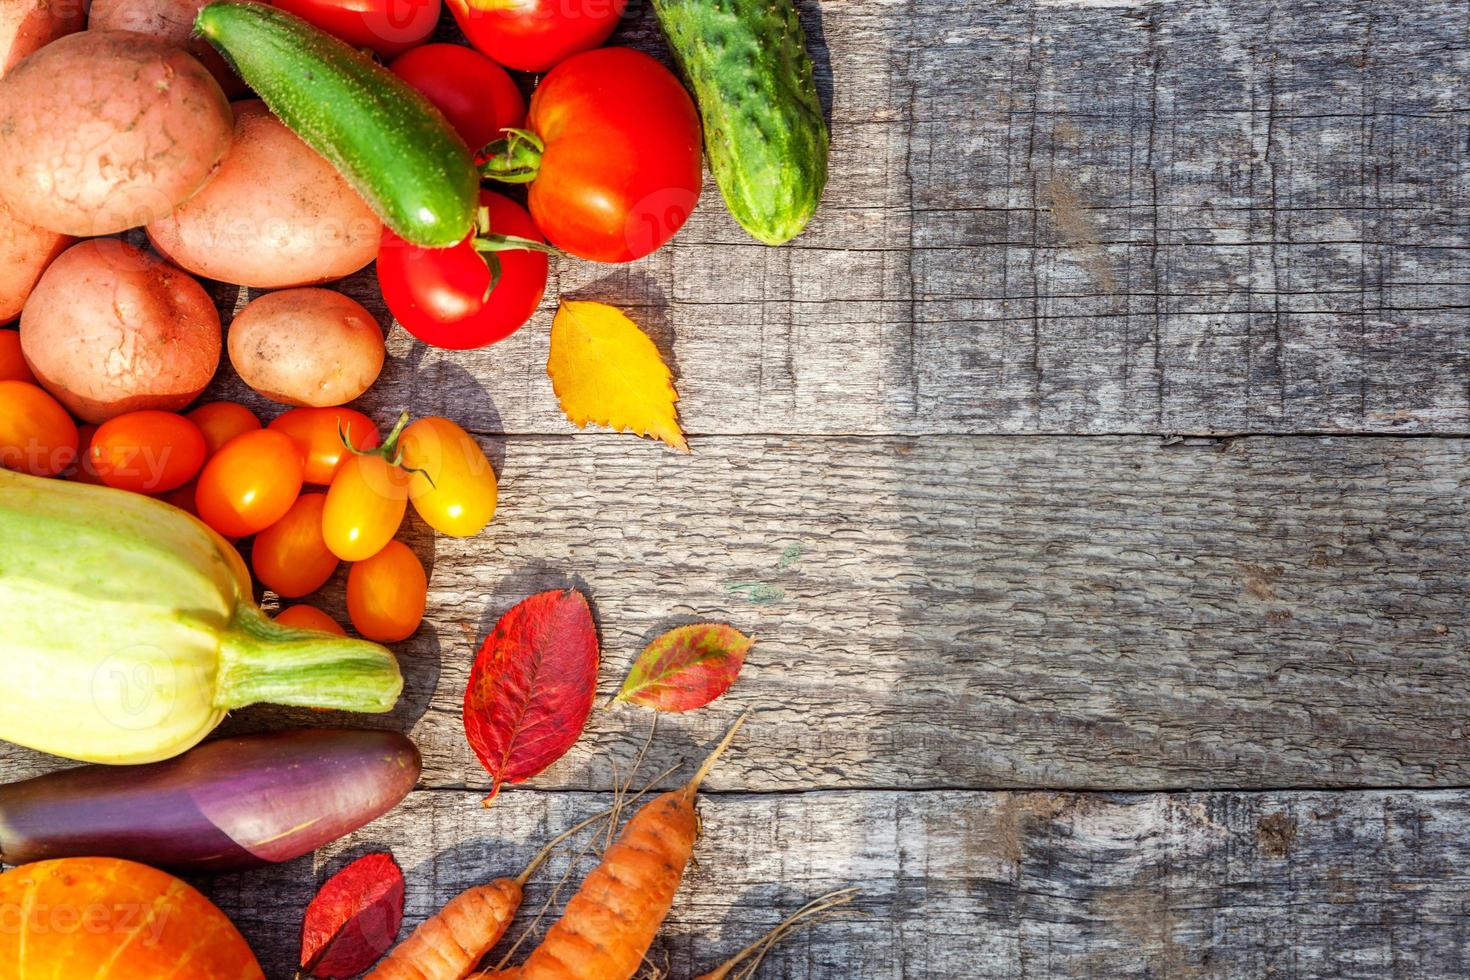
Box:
[445, 0, 626, 73]
[346, 539, 427, 642]
[389, 43, 526, 153]
[268, 406, 381, 485]
[0, 381, 76, 477]
[69, 424, 106, 486]
[270, 0, 441, 57]
[486, 48, 702, 263]
[90, 410, 207, 494]
[377, 191, 548, 350]
[253, 493, 340, 598]
[187, 402, 261, 457]
[0, 330, 35, 383]
[195, 430, 304, 538]
[275, 604, 347, 636]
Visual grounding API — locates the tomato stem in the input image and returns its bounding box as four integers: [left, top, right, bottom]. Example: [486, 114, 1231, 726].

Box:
[480, 127, 545, 184]
[340, 412, 436, 489]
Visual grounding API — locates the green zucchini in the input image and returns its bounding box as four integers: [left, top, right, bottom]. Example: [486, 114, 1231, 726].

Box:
[651, 0, 829, 245]
[196, 2, 477, 248]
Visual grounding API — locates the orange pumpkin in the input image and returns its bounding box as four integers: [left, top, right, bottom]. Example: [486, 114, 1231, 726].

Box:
[0, 857, 264, 978]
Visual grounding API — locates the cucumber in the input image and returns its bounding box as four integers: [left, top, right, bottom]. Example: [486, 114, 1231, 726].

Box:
[196, 2, 477, 248]
[651, 0, 829, 246]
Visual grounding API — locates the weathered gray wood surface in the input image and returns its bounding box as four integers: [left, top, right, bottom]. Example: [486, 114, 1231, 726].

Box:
[200, 787, 1470, 979]
[6, 434, 1468, 790]
[4, 0, 1470, 977]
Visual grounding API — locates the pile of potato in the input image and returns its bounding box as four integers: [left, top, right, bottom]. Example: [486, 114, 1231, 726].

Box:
[0, 0, 387, 421]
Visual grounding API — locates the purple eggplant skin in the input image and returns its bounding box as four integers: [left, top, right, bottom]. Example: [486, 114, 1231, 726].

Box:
[0, 728, 420, 872]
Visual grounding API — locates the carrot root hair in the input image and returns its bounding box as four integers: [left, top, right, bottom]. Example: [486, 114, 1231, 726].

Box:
[682, 711, 751, 802]
[515, 807, 614, 886]
[697, 888, 860, 980]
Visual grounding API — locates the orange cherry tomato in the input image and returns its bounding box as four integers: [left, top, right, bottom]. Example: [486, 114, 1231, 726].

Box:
[274, 604, 347, 636]
[68, 424, 107, 486]
[347, 539, 426, 642]
[252, 493, 339, 598]
[89, 410, 206, 494]
[0, 330, 35, 383]
[159, 479, 199, 516]
[323, 452, 410, 561]
[195, 429, 304, 537]
[187, 401, 261, 457]
[0, 380, 77, 476]
[400, 416, 497, 537]
[268, 406, 380, 485]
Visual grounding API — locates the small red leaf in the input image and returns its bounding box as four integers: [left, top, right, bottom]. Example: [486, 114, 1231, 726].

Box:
[464, 589, 600, 801]
[300, 852, 405, 978]
[616, 623, 752, 712]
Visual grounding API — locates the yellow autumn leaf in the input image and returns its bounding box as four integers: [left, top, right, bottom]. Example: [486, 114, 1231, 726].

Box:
[546, 299, 688, 452]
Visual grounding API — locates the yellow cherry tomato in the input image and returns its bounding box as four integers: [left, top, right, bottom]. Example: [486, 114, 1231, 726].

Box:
[275, 604, 346, 636]
[323, 452, 410, 562]
[0, 380, 76, 476]
[253, 493, 339, 598]
[399, 416, 497, 537]
[347, 540, 426, 643]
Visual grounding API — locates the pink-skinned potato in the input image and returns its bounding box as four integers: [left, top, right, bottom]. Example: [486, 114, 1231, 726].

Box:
[87, 0, 246, 95]
[20, 240, 222, 423]
[0, 0, 85, 77]
[228, 289, 384, 407]
[0, 197, 71, 323]
[148, 101, 383, 289]
[0, 31, 232, 237]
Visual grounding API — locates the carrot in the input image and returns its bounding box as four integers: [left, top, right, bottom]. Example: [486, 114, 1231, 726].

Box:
[693, 888, 859, 980]
[366, 811, 608, 980]
[512, 714, 749, 980]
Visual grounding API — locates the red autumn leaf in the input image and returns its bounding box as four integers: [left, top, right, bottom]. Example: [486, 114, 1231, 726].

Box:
[300, 852, 405, 978]
[464, 589, 600, 802]
[616, 623, 752, 712]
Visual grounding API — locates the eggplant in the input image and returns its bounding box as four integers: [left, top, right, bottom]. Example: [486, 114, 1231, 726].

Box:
[0, 728, 420, 871]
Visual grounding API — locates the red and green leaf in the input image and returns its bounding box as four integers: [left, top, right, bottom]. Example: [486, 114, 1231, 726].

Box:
[616, 623, 752, 712]
[464, 589, 600, 802]
[300, 852, 405, 978]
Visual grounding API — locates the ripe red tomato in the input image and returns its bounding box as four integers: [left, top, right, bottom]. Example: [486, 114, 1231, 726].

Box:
[389, 43, 526, 153]
[445, 0, 626, 73]
[195, 430, 304, 538]
[271, 0, 441, 57]
[485, 48, 702, 263]
[377, 191, 548, 350]
[90, 411, 207, 494]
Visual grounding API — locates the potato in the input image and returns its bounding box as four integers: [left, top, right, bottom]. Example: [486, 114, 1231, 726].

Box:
[20, 240, 222, 423]
[0, 31, 232, 236]
[148, 101, 383, 289]
[87, 0, 244, 94]
[229, 289, 384, 407]
[0, 0, 85, 77]
[0, 197, 71, 322]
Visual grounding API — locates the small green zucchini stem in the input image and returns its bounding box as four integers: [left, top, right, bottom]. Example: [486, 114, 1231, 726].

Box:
[214, 604, 404, 713]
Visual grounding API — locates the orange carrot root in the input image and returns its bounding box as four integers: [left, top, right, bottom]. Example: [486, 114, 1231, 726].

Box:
[693, 888, 860, 980]
[367, 810, 611, 980]
[513, 714, 751, 980]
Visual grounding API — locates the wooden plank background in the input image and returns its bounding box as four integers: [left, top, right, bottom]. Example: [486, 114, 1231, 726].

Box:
[4, 0, 1470, 977]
